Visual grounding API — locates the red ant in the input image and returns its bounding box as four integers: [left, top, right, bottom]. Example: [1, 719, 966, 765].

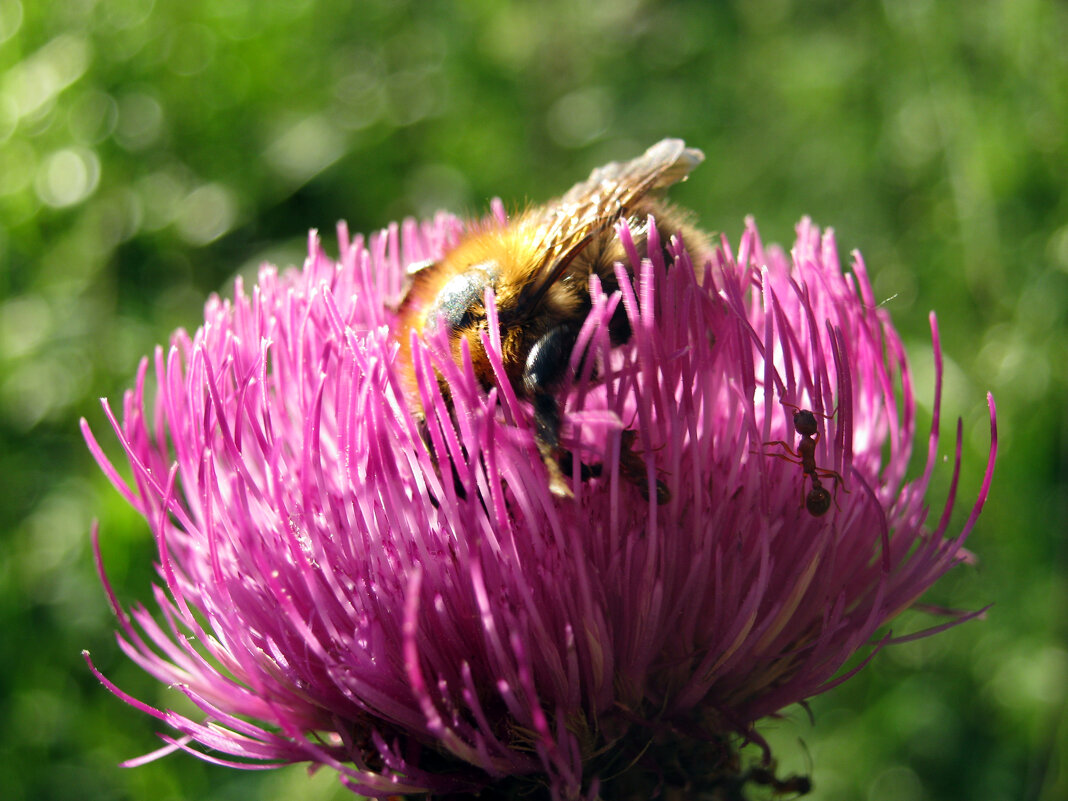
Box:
[757, 403, 847, 517]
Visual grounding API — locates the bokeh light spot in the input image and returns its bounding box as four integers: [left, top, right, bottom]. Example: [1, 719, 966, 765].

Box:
[867, 765, 923, 801]
[100, 0, 155, 31]
[0, 0, 21, 46]
[2, 357, 78, 428]
[989, 645, 1068, 710]
[385, 68, 441, 126]
[405, 163, 470, 219]
[0, 138, 36, 195]
[175, 182, 236, 245]
[4, 33, 90, 122]
[136, 168, 184, 230]
[264, 114, 346, 185]
[1049, 223, 1068, 273]
[166, 23, 217, 76]
[115, 90, 163, 150]
[34, 147, 100, 208]
[67, 88, 118, 144]
[547, 86, 612, 148]
[0, 294, 51, 359]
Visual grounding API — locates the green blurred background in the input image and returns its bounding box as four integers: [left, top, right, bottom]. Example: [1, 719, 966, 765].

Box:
[1, 1, 1064, 799]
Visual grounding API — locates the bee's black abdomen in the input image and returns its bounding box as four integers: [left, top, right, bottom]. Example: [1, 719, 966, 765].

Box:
[523, 325, 579, 394]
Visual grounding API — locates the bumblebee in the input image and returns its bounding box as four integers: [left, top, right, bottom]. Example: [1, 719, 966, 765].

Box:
[394, 139, 708, 500]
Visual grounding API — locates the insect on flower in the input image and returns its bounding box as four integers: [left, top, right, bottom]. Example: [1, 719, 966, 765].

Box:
[758, 404, 847, 516]
[394, 138, 709, 501]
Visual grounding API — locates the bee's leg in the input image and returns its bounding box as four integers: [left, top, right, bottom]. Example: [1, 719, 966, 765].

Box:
[531, 391, 571, 497]
[416, 414, 469, 505]
[525, 324, 667, 502]
[558, 452, 603, 481]
[525, 325, 581, 497]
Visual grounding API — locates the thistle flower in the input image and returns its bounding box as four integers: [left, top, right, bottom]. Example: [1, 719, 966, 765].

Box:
[83, 213, 996, 800]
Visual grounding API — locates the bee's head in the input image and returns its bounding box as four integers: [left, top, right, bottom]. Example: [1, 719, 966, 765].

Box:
[423, 262, 498, 339]
[414, 261, 505, 391]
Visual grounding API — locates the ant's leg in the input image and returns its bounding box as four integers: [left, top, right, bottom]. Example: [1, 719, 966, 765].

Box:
[781, 401, 838, 420]
[754, 440, 801, 459]
[757, 451, 804, 469]
[814, 467, 848, 491]
[814, 466, 850, 509]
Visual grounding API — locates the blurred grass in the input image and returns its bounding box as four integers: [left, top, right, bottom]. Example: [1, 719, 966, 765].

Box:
[1, 1, 1065, 799]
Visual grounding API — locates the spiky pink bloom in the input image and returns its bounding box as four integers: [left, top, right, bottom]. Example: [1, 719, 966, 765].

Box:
[83, 213, 996, 800]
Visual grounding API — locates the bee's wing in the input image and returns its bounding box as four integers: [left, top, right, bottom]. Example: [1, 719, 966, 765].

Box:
[521, 139, 704, 299]
[530, 139, 704, 258]
[558, 138, 704, 211]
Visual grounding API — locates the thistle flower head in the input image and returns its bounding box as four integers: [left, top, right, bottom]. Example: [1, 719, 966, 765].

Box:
[83, 213, 996, 799]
